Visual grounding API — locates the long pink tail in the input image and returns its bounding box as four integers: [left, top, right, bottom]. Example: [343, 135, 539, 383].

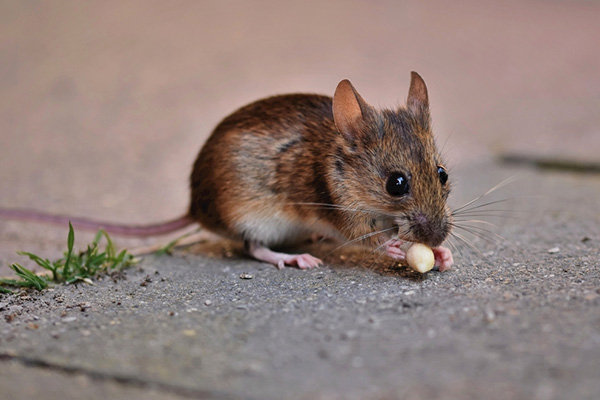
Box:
[0, 208, 194, 237]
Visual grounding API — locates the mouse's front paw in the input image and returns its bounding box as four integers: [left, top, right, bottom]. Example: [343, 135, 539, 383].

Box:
[383, 239, 407, 260]
[433, 246, 453, 272]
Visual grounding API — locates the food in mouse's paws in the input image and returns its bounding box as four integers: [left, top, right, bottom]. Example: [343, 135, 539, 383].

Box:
[406, 243, 435, 273]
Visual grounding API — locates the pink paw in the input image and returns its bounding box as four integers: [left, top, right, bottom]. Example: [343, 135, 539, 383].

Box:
[278, 253, 323, 270]
[433, 246, 453, 272]
[384, 239, 407, 260]
[246, 241, 322, 270]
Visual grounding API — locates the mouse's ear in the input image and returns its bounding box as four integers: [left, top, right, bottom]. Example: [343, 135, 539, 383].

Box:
[333, 79, 368, 142]
[407, 71, 429, 114]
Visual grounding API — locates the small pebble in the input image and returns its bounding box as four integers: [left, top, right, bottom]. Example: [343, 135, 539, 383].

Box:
[547, 247, 560, 254]
[485, 309, 496, 323]
[240, 273, 254, 279]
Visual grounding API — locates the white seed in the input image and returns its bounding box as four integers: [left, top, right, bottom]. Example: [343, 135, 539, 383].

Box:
[405, 243, 435, 273]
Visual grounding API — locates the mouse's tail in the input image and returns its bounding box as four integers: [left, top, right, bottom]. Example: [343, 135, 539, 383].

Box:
[0, 208, 195, 237]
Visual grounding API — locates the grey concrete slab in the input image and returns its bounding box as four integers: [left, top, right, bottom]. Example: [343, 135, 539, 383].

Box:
[1, 161, 599, 400]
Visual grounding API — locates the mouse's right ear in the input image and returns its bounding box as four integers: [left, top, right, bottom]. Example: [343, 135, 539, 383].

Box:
[407, 71, 429, 114]
[333, 79, 368, 142]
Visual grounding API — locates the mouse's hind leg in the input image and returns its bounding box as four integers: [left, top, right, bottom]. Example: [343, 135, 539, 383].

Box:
[245, 241, 322, 270]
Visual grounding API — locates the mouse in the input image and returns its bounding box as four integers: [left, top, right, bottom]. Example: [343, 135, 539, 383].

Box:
[0, 72, 454, 271]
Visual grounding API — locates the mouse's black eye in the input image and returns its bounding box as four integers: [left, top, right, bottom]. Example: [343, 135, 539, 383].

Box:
[386, 172, 410, 197]
[437, 166, 448, 185]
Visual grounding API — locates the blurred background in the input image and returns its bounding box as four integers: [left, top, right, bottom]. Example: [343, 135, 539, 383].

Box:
[0, 0, 599, 267]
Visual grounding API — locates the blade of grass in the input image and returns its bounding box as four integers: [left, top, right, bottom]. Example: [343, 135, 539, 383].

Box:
[95, 229, 115, 259]
[154, 230, 197, 256]
[0, 286, 13, 294]
[16, 251, 58, 280]
[63, 222, 75, 278]
[0, 278, 31, 287]
[10, 264, 48, 291]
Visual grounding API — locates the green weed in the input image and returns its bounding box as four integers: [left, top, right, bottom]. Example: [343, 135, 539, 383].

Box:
[0, 222, 139, 292]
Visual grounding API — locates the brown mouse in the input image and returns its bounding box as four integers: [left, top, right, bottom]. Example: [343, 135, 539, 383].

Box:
[0, 72, 454, 271]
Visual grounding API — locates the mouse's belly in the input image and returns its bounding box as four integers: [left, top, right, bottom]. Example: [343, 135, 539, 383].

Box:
[190, 153, 342, 245]
[231, 208, 342, 247]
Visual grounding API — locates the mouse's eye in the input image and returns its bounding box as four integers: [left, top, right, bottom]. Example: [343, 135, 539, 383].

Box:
[437, 166, 448, 185]
[386, 172, 410, 197]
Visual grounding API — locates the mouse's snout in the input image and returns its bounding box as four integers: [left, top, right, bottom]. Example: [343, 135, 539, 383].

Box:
[405, 211, 450, 247]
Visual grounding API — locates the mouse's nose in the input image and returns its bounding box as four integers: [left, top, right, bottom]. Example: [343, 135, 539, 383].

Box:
[413, 212, 428, 226]
[409, 212, 448, 247]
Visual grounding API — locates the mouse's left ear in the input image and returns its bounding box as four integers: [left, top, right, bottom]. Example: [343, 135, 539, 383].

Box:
[407, 71, 429, 114]
[333, 79, 370, 142]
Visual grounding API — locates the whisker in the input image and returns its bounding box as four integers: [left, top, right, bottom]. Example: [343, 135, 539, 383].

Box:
[452, 176, 518, 214]
[324, 226, 398, 259]
[438, 132, 454, 162]
[364, 248, 390, 271]
[291, 202, 391, 218]
[450, 227, 498, 245]
[445, 237, 463, 260]
[452, 223, 500, 237]
[360, 238, 397, 270]
[452, 221, 507, 237]
[450, 231, 485, 258]
[453, 208, 524, 217]
[452, 212, 521, 220]
[452, 199, 513, 216]
[451, 223, 516, 249]
[451, 219, 499, 229]
[453, 207, 523, 214]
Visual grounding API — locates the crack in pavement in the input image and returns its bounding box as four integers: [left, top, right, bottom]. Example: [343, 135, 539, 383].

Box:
[0, 352, 251, 400]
